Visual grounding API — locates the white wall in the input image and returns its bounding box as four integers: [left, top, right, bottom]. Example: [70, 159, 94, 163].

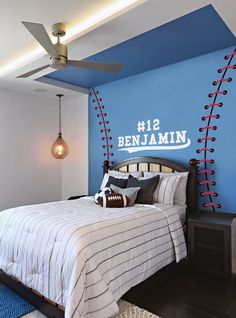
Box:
[0, 88, 62, 211]
[61, 94, 88, 200]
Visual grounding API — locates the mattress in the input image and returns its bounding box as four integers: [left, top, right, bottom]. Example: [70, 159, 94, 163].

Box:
[0, 197, 187, 318]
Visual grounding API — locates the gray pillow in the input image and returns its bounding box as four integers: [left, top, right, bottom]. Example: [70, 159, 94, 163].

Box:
[105, 176, 128, 188]
[126, 175, 160, 204]
[110, 184, 140, 206]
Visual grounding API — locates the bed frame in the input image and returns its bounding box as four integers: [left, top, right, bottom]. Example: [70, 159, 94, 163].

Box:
[0, 156, 198, 318]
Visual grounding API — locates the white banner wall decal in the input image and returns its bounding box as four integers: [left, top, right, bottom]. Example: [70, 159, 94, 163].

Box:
[117, 118, 191, 153]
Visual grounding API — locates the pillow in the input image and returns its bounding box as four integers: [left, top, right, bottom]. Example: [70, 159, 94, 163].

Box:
[98, 193, 129, 208]
[109, 170, 143, 179]
[144, 171, 188, 206]
[155, 174, 181, 205]
[100, 173, 109, 189]
[94, 187, 112, 204]
[105, 176, 128, 188]
[110, 184, 140, 206]
[100, 170, 143, 189]
[126, 175, 160, 204]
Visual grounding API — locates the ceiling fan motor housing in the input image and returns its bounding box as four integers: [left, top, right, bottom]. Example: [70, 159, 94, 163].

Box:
[17, 21, 122, 78]
[50, 42, 68, 69]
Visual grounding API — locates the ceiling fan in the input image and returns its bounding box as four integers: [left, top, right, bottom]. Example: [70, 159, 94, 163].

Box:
[17, 22, 122, 78]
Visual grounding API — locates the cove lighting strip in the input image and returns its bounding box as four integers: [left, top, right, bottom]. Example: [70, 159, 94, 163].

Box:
[0, 0, 145, 78]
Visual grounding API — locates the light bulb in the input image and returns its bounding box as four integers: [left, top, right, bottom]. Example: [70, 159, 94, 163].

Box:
[51, 133, 69, 159]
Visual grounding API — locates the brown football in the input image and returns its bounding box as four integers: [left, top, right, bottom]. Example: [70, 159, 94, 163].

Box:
[98, 193, 129, 208]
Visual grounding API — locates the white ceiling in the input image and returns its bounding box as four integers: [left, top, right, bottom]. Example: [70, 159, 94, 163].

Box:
[0, 0, 144, 67]
[0, 0, 235, 99]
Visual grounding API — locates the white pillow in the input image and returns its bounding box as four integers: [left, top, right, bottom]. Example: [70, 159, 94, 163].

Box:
[144, 171, 188, 206]
[109, 170, 143, 178]
[100, 170, 143, 189]
[157, 175, 181, 205]
[100, 173, 109, 189]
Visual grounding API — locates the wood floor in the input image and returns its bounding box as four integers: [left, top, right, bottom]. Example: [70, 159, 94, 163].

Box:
[123, 260, 236, 318]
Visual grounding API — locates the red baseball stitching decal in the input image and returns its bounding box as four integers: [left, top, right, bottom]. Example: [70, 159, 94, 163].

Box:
[197, 48, 236, 211]
[90, 88, 114, 164]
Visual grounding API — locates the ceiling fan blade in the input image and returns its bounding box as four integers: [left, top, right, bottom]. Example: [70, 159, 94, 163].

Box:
[22, 21, 59, 58]
[17, 64, 50, 78]
[67, 60, 122, 73]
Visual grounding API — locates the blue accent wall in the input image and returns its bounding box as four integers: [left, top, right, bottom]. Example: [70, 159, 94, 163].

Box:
[45, 5, 235, 89]
[89, 45, 236, 213]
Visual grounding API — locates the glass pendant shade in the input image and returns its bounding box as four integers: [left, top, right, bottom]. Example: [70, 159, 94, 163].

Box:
[51, 94, 69, 159]
[51, 133, 69, 159]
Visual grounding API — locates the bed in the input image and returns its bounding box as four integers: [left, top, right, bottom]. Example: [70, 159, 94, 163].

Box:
[0, 156, 198, 318]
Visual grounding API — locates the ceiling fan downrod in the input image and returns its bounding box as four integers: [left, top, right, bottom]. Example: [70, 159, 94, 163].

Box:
[50, 23, 67, 69]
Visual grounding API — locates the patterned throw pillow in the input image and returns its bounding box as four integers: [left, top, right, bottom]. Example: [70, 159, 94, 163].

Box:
[144, 171, 189, 206]
[94, 187, 112, 204]
[98, 193, 129, 208]
[144, 172, 183, 205]
[154, 174, 181, 205]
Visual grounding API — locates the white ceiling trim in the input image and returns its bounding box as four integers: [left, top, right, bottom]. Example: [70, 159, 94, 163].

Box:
[36, 77, 89, 95]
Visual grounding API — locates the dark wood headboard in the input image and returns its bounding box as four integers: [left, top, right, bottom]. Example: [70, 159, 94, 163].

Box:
[103, 156, 198, 216]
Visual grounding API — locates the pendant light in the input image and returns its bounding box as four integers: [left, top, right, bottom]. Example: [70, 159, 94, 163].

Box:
[51, 94, 69, 159]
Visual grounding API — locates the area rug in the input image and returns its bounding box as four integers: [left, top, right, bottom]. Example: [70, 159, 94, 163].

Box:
[0, 284, 34, 318]
[0, 284, 160, 318]
[23, 300, 160, 318]
[114, 300, 160, 318]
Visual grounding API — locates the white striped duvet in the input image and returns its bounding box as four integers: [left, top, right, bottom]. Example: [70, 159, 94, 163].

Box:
[0, 197, 186, 318]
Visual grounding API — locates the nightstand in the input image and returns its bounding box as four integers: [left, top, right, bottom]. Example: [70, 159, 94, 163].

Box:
[188, 211, 236, 277]
[68, 195, 86, 200]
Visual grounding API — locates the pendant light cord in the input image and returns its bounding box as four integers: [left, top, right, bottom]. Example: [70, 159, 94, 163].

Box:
[57, 94, 64, 136]
[59, 95, 61, 134]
